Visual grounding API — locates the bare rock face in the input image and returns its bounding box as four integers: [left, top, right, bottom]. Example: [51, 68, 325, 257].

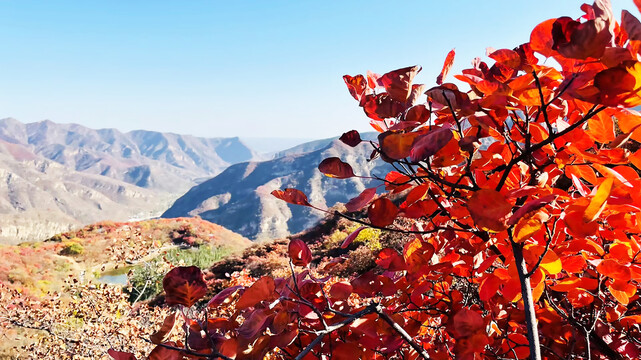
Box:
[163, 135, 391, 241]
[0, 118, 260, 244]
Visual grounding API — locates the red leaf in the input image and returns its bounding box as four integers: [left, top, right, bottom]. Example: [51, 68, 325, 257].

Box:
[288, 239, 312, 267]
[479, 274, 502, 301]
[271, 188, 311, 207]
[238, 309, 273, 339]
[341, 226, 367, 249]
[530, 18, 557, 57]
[329, 281, 353, 299]
[552, 14, 612, 59]
[409, 127, 453, 162]
[207, 285, 243, 308]
[449, 308, 485, 339]
[361, 93, 408, 120]
[467, 189, 512, 232]
[368, 198, 399, 227]
[379, 131, 421, 160]
[108, 350, 137, 360]
[149, 343, 182, 360]
[339, 130, 362, 147]
[597, 259, 632, 282]
[236, 276, 277, 310]
[622, 10, 641, 41]
[436, 49, 455, 85]
[594, 61, 641, 107]
[150, 312, 178, 344]
[345, 188, 377, 212]
[508, 194, 557, 226]
[162, 266, 208, 307]
[375, 248, 406, 271]
[343, 74, 367, 101]
[378, 65, 422, 102]
[318, 157, 355, 179]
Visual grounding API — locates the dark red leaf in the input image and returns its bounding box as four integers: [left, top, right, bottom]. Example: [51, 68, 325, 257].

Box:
[339, 130, 362, 147]
[318, 157, 355, 179]
[288, 239, 312, 267]
[508, 194, 557, 226]
[207, 285, 243, 308]
[409, 127, 453, 162]
[368, 198, 399, 227]
[162, 266, 207, 307]
[149, 343, 182, 360]
[345, 188, 377, 212]
[378, 65, 422, 102]
[236, 276, 277, 310]
[108, 350, 137, 360]
[361, 93, 408, 120]
[271, 188, 311, 206]
[436, 49, 456, 85]
[375, 248, 406, 271]
[341, 226, 367, 249]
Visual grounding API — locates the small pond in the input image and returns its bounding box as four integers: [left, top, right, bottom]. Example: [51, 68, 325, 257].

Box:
[97, 266, 133, 286]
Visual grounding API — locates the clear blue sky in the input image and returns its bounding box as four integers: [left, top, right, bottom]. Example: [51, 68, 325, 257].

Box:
[0, 1, 635, 138]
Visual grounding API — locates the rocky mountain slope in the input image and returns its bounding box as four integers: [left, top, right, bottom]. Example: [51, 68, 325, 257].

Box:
[0, 118, 259, 193]
[162, 136, 391, 241]
[0, 118, 261, 244]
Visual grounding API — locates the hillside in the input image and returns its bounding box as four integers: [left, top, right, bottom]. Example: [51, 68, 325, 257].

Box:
[0, 118, 260, 193]
[162, 136, 391, 240]
[0, 217, 251, 357]
[0, 118, 263, 243]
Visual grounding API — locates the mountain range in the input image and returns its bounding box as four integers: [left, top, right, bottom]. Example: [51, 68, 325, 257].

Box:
[0, 118, 259, 244]
[162, 134, 391, 241]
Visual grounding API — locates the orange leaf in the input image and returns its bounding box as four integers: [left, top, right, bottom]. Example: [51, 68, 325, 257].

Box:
[479, 274, 502, 301]
[236, 276, 277, 310]
[162, 266, 208, 307]
[376, 248, 406, 271]
[512, 211, 546, 243]
[584, 177, 613, 222]
[379, 132, 421, 160]
[436, 49, 455, 85]
[467, 189, 512, 232]
[343, 74, 367, 101]
[597, 259, 631, 282]
[271, 188, 311, 207]
[530, 18, 557, 57]
[594, 61, 641, 107]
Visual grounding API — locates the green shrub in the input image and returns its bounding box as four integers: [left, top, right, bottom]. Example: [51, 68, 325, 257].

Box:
[60, 242, 84, 256]
[126, 245, 231, 302]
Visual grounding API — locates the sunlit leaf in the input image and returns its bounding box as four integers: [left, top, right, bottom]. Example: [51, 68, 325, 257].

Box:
[318, 157, 355, 179]
[436, 49, 456, 85]
[162, 266, 208, 307]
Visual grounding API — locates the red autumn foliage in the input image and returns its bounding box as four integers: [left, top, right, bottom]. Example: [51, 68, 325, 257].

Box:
[114, 2, 641, 359]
